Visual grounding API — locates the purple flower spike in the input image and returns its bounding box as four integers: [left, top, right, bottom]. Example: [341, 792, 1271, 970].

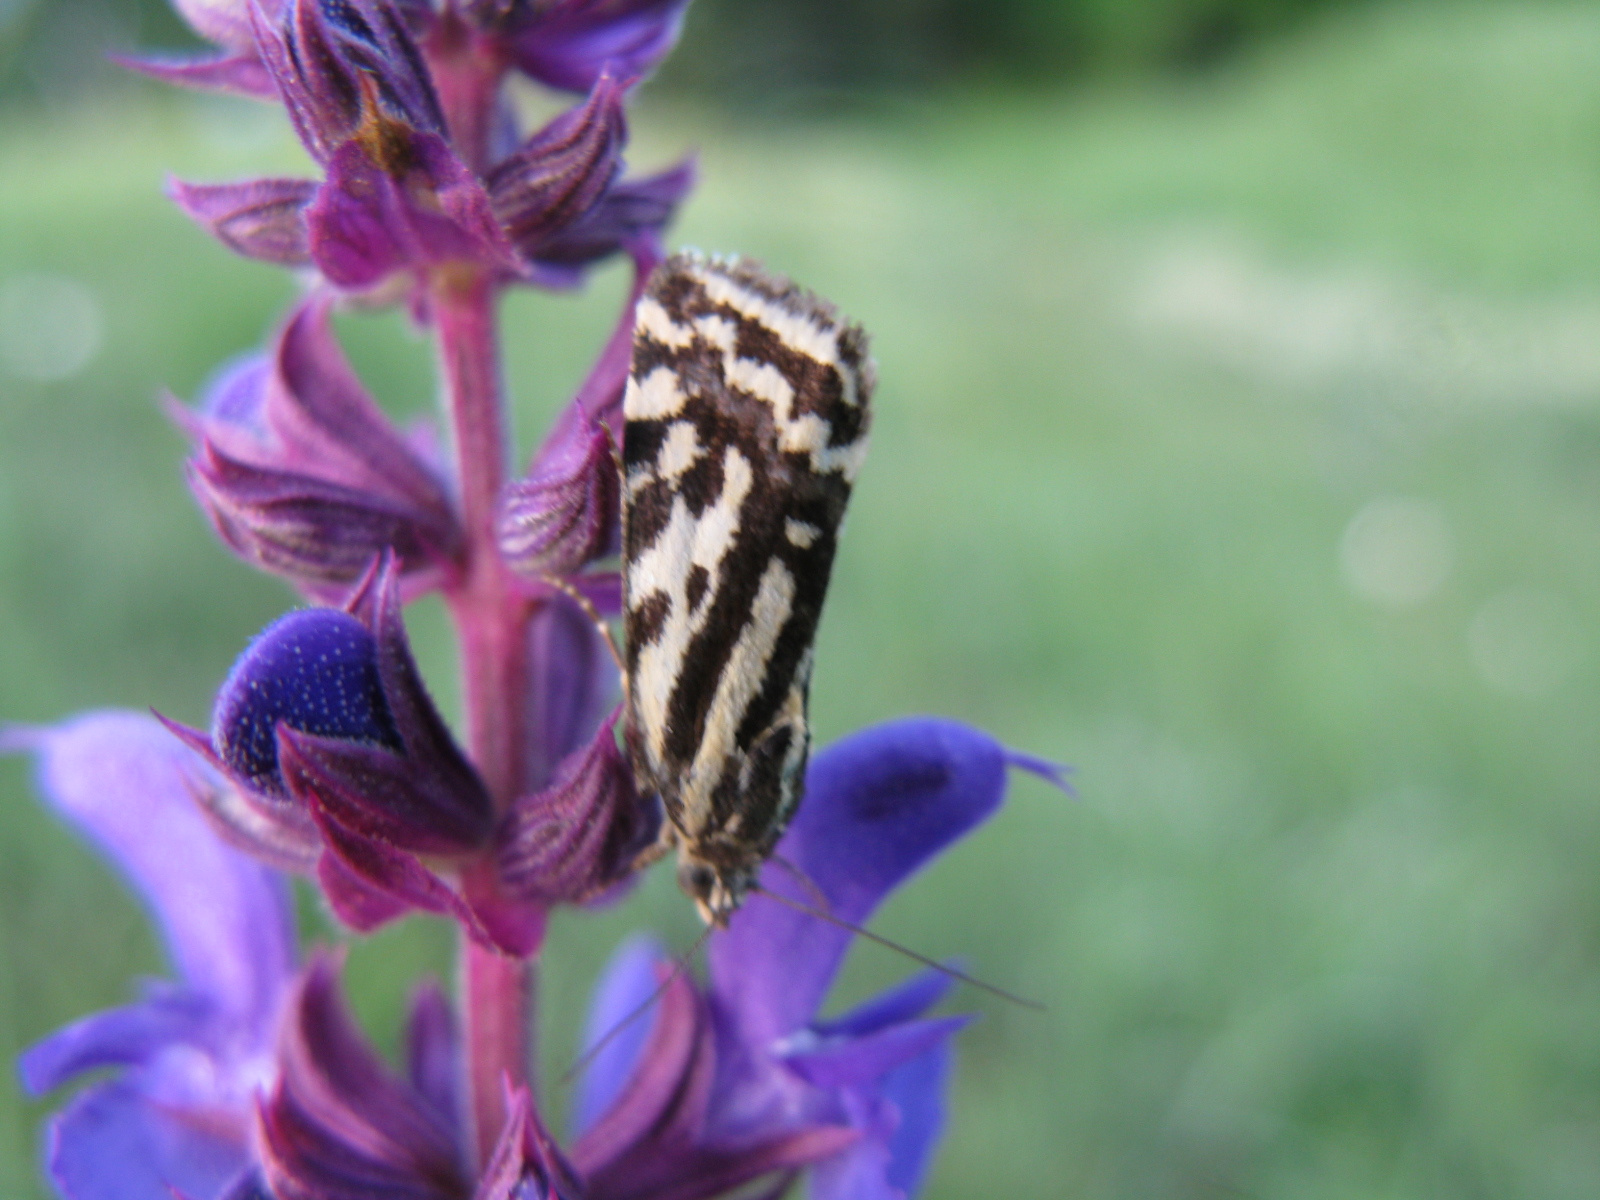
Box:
[496, 709, 657, 905]
[246, 0, 514, 291]
[498, 411, 619, 578]
[8, 711, 295, 1200]
[181, 296, 461, 598]
[501, 0, 692, 94]
[486, 72, 627, 262]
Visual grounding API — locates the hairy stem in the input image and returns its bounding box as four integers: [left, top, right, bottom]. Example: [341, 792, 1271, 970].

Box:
[434, 265, 538, 1166]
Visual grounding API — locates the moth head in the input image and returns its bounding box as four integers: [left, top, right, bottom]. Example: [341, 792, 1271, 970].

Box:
[677, 856, 745, 927]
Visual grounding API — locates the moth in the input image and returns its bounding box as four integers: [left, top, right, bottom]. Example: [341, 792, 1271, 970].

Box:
[620, 252, 875, 926]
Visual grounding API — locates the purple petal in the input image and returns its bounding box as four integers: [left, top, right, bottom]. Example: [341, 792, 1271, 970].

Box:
[187, 445, 456, 594]
[880, 1038, 956, 1198]
[169, 177, 316, 266]
[20, 986, 212, 1096]
[777, 1015, 970, 1091]
[316, 850, 411, 932]
[269, 957, 466, 1192]
[709, 718, 1011, 1047]
[509, 0, 690, 93]
[46, 1078, 247, 1200]
[279, 729, 491, 852]
[1003, 748, 1075, 794]
[310, 806, 486, 940]
[497, 410, 619, 578]
[809, 968, 953, 1040]
[571, 961, 711, 1180]
[24, 711, 295, 1027]
[307, 134, 511, 289]
[196, 353, 272, 431]
[119, 51, 278, 97]
[348, 558, 492, 830]
[575, 935, 667, 1135]
[172, 0, 261, 50]
[405, 984, 461, 1137]
[524, 592, 616, 790]
[270, 297, 455, 516]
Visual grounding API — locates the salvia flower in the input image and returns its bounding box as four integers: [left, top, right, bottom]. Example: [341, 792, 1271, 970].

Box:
[572, 717, 1065, 1200]
[177, 296, 461, 599]
[5, 712, 296, 1200]
[159, 557, 509, 942]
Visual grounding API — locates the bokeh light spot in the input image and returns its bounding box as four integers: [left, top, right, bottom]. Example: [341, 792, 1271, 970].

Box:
[0, 274, 104, 383]
[1339, 497, 1452, 609]
[1468, 588, 1585, 698]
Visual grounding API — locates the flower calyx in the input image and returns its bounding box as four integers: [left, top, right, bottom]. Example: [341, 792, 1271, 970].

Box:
[178, 296, 462, 600]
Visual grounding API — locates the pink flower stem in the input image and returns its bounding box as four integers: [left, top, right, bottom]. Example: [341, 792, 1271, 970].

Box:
[433, 264, 540, 1168]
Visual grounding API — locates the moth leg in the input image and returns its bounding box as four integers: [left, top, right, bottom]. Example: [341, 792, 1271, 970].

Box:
[628, 829, 673, 874]
[539, 574, 624, 673]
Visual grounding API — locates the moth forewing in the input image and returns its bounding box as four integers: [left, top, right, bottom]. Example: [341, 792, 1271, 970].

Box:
[620, 253, 874, 925]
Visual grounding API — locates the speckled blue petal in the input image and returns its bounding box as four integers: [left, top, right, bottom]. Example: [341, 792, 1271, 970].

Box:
[211, 609, 403, 794]
[709, 717, 1010, 1047]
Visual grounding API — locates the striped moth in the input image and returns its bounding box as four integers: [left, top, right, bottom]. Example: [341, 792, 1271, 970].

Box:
[620, 253, 874, 925]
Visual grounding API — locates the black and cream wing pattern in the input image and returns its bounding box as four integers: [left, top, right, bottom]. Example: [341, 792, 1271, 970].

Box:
[620, 253, 875, 924]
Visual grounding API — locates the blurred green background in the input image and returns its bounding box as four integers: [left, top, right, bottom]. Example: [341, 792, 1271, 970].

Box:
[5, 0, 1600, 1197]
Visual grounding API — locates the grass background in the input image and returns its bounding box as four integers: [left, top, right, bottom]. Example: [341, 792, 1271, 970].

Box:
[4, 2, 1600, 1197]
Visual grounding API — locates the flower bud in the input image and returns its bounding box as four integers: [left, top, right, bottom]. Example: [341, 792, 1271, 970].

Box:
[497, 710, 656, 905]
[180, 297, 461, 598]
[486, 72, 627, 259]
[498, 412, 619, 578]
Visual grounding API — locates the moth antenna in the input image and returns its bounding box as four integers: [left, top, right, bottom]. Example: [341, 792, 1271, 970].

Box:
[560, 923, 714, 1085]
[541, 575, 624, 673]
[748, 876, 1045, 1012]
